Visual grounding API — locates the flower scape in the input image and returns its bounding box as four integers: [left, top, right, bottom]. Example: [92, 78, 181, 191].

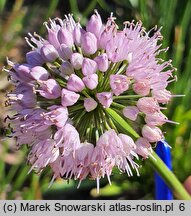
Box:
[5, 11, 178, 190]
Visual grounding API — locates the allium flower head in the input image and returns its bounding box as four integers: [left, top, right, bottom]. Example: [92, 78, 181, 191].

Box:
[5, 11, 177, 191]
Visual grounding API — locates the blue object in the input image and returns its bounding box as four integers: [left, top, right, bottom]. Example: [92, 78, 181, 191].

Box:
[154, 140, 173, 200]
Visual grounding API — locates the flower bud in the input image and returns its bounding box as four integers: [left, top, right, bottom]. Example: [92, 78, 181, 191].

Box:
[73, 23, 84, 46]
[84, 98, 98, 112]
[82, 58, 97, 76]
[145, 111, 169, 126]
[142, 125, 164, 143]
[38, 79, 61, 99]
[60, 61, 74, 76]
[123, 106, 139, 121]
[30, 66, 49, 81]
[135, 137, 152, 158]
[137, 97, 160, 114]
[70, 53, 83, 70]
[67, 74, 85, 92]
[46, 24, 60, 49]
[94, 53, 109, 72]
[151, 89, 172, 104]
[81, 32, 97, 55]
[82, 73, 98, 90]
[96, 92, 113, 108]
[59, 44, 73, 60]
[26, 51, 44, 66]
[86, 11, 103, 38]
[61, 88, 80, 106]
[133, 80, 150, 96]
[83, 74, 98, 90]
[57, 28, 74, 48]
[110, 74, 130, 96]
[40, 44, 59, 62]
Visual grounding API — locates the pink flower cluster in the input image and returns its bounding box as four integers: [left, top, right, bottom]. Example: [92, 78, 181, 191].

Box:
[5, 11, 176, 190]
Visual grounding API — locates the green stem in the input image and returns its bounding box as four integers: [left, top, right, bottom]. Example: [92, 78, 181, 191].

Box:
[53, 61, 61, 67]
[100, 63, 114, 90]
[55, 78, 66, 87]
[96, 106, 104, 134]
[75, 110, 86, 124]
[113, 95, 142, 100]
[68, 104, 84, 112]
[98, 108, 110, 131]
[106, 107, 191, 200]
[116, 60, 128, 74]
[76, 46, 82, 54]
[81, 90, 91, 98]
[102, 62, 122, 90]
[103, 109, 118, 132]
[100, 62, 121, 91]
[106, 108, 139, 138]
[148, 152, 191, 200]
[97, 71, 104, 90]
[111, 102, 126, 109]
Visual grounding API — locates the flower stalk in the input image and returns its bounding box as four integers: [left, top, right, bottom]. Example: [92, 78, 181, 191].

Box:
[113, 95, 142, 100]
[148, 152, 191, 200]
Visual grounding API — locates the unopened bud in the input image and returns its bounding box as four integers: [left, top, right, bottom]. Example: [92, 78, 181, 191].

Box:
[84, 98, 97, 112]
[61, 88, 80, 106]
[81, 32, 97, 55]
[86, 11, 103, 38]
[40, 44, 59, 62]
[123, 106, 139, 121]
[142, 125, 164, 143]
[59, 44, 73, 60]
[94, 53, 109, 72]
[70, 53, 83, 70]
[30, 66, 49, 81]
[83, 74, 98, 90]
[67, 74, 85, 92]
[58, 28, 74, 48]
[82, 58, 97, 76]
[26, 51, 44, 66]
[96, 92, 113, 108]
[60, 61, 74, 76]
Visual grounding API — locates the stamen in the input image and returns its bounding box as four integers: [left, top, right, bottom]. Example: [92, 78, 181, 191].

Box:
[6, 58, 15, 66]
[126, 162, 133, 176]
[48, 175, 56, 188]
[106, 172, 112, 185]
[25, 37, 35, 49]
[27, 163, 36, 174]
[96, 177, 100, 194]
[165, 119, 179, 125]
[159, 106, 167, 110]
[2, 66, 10, 73]
[171, 94, 185, 97]
[77, 180, 82, 189]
